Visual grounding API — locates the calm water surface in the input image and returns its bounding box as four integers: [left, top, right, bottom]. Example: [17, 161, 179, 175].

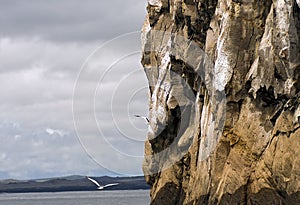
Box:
[0, 190, 150, 205]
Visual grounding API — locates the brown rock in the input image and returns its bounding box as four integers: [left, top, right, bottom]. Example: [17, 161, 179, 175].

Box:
[141, 0, 300, 204]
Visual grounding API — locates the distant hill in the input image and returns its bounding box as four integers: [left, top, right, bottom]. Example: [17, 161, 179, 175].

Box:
[0, 176, 150, 193]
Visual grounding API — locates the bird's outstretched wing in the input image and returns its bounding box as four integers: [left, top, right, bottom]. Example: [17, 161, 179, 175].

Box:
[134, 115, 149, 123]
[103, 183, 119, 188]
[87, 177, 101, 187]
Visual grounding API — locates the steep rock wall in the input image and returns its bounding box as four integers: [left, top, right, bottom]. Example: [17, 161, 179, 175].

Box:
[141, 0, 300, 204]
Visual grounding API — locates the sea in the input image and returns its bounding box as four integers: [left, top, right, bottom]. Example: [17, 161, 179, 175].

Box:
[0, 190, 150, 205]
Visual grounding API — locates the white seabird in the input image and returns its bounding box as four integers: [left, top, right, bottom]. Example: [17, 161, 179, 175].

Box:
[134, 114, 149, 123]
[87, 177, 119, 190]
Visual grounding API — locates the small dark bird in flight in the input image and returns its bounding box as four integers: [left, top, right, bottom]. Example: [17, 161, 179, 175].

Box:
[134, 115, 149, 123]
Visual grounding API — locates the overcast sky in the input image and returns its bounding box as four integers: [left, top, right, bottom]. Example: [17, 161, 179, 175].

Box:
[0, 0, 148, 179]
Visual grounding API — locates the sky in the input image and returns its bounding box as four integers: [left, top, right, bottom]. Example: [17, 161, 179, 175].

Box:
[0, 0, 149, 179]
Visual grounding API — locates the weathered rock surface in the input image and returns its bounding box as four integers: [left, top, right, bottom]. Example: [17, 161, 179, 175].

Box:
[141, 0, 300, 204]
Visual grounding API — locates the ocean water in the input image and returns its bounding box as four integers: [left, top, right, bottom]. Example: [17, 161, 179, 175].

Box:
[0, 190, 150, 205]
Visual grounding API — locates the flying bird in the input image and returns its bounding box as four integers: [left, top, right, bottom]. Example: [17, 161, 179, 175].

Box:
[87, 177, 119, 190]
[134, 115, 149, 123]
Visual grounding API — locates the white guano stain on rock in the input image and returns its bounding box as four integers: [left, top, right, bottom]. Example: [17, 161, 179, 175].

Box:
[148, 0, 162, 10]
[213, 12, 233, 91]
[149, 46, 171, 132]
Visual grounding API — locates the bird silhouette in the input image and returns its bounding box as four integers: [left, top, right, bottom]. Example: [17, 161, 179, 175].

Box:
[134, 115, 149, 123]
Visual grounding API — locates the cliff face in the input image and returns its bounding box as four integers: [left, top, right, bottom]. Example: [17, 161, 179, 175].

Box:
[141, 0, 300, 204]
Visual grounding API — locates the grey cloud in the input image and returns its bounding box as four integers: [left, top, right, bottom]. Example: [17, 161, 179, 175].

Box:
[0, 0, 147, 42]
[0, 0, 149, 179]
[0, 38, 96, 74]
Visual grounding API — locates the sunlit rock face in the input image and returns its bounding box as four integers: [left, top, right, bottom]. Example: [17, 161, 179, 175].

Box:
[141, 0, 300, 204]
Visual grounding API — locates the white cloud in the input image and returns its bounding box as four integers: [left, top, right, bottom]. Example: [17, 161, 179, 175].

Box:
[14, 134, 22, 140]
[45, 128, 65, 137]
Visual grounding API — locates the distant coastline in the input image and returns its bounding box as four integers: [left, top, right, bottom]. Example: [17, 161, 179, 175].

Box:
[0, 175, 150, 193]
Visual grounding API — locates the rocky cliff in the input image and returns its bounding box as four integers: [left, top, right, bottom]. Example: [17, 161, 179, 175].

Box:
[141, 0, 300, 204]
